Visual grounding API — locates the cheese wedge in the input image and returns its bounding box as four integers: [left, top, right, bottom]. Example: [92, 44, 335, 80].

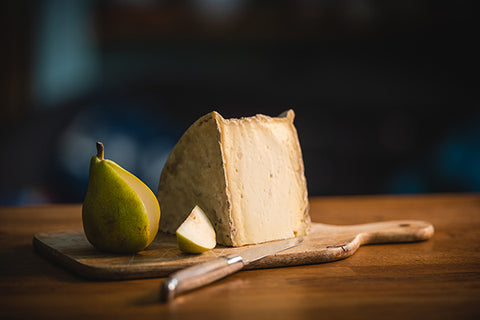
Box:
[157, 110, 310, 246]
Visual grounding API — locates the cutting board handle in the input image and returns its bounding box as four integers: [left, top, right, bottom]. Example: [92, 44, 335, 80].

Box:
[318, 220, 434, 259]
[350, 220, 434, 244]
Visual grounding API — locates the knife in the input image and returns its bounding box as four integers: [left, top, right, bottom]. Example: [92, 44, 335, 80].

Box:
[160, 237, 304, 302]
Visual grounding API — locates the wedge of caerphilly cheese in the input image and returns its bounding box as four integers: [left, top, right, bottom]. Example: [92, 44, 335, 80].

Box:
[157, 110, 310, 246]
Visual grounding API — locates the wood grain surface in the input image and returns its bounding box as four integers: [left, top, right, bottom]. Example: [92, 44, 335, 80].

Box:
[33, 220, 434, 280]
[1, 193, 480, 320]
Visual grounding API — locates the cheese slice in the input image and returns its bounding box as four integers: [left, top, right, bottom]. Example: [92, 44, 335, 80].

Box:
[156, 110, 310, 246]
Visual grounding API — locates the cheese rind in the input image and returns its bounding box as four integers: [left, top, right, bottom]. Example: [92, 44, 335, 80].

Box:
[157, 110, 310, 246]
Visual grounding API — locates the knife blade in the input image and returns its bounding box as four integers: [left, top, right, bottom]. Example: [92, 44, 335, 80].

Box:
[160, 237, 304, 302]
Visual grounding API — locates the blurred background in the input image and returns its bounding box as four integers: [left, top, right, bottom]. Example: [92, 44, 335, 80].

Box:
[1, 0, 478, 206]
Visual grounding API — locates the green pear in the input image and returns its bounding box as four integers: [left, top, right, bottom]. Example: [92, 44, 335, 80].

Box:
[176, 205, 216, 253]
[82, 142, 160, 253]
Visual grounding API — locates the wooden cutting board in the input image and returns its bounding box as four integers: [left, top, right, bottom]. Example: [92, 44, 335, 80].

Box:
[33, 220, 434, 280]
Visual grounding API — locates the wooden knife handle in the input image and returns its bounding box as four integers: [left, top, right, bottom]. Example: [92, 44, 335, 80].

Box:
[160, 255, 244, 302]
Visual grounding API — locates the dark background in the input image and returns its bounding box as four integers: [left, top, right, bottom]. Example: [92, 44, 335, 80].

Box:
[2, 0, 479, 205]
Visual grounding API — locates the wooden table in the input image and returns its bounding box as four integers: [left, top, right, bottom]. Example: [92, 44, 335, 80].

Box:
[1, 193, 479, 319]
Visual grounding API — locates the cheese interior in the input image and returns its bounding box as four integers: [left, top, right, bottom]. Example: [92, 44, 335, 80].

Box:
[220, 112, 308, 244]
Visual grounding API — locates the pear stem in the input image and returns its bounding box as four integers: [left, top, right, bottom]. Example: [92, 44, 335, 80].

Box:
[96, 142, 104, 160]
